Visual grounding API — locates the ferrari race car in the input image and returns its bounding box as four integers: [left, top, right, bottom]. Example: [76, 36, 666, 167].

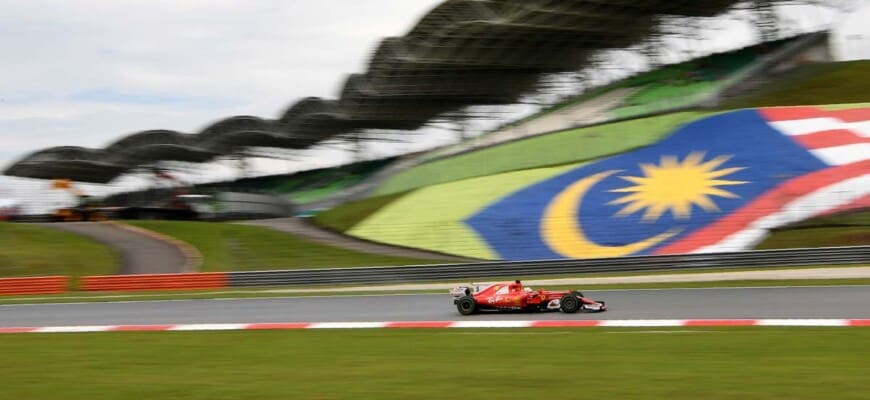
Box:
[450, 280, 606, 315]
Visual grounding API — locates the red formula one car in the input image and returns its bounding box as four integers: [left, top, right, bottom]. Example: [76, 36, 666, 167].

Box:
[450, 280, 606, 315]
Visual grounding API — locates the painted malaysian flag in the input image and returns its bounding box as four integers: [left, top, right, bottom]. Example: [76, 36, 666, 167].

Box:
[465, 106, 869, 260]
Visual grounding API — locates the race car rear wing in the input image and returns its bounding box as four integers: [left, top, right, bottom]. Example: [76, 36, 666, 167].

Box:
[449, 286, 473, 298]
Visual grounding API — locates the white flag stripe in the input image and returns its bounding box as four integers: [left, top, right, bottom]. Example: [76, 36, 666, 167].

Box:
[169, 324, 248, 331]
[811, 143, 870, 166]
[848, 121, 870, 138]
[695, 175, 870, 254]
[769, 118, 870, 138]
[770, 118, 843, 136]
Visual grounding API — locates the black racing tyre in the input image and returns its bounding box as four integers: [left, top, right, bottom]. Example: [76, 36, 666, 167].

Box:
[456, 296, 477, 316]
[560, 294, 581, 313]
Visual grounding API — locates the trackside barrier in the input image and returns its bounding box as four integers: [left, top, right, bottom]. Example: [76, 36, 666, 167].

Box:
[0, 276, 69, 295]
[80, 273, 228, 292]
[226, 246, 870, 288]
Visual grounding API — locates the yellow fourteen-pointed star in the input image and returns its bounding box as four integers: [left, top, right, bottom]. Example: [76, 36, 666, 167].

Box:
[608, 152, 748, 222]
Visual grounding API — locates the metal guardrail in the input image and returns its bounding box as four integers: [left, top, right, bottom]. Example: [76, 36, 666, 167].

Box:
[227, 246, 870, 287]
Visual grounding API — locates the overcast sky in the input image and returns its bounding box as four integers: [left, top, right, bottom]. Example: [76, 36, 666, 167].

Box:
[0, 1, 446, 167]
[1, 0, 867, 210]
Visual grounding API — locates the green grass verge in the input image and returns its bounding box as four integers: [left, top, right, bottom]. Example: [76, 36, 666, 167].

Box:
[756, 226, 870, 249]
[610, 80, 717, 119]
[723, 60, 870, 108]
[314, 191, 410, 232]
[0, 222, 117, 279]
[753, 210, 869, 250]
[779, 211, 869, 229]
[2, 328, 869, 399]
[124, 221, 442, 272]
[820, 102, 870, 110]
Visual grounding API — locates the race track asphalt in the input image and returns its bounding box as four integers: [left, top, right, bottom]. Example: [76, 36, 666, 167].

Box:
[38, 222, 187, 274]
[3, 286, 870, 327]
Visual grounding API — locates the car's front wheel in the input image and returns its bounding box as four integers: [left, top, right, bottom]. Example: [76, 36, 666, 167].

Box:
[560, 294, 581, 313]
[456, 296, 477, 315]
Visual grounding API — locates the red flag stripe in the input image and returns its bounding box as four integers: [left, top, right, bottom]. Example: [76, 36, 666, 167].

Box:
[791, 129, 867, 149]
[655, 160, 870, 254]
[829, 108, 870, 123]
[760, 106, 826, 121]
[760, 106, 870, 123]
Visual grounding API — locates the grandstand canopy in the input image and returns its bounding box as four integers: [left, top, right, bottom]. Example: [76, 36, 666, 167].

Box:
[4, 0, 792, 183]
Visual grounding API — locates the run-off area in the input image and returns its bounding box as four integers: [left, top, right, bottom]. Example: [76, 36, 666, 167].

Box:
[1, 327, 869, 400]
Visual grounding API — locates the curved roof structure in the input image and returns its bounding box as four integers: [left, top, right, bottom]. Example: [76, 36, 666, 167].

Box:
[5, 0, 763, 183]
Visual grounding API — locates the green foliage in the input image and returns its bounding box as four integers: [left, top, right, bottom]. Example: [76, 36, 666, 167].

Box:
[519, 37, 772, 124]
[723, 61, 870, 108]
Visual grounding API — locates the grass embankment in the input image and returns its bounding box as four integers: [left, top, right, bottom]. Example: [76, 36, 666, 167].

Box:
[373, 111, 711, 196]
[757, 227, 869, 249]
[2, 328, 869, 400]
[756, 211, 869, 249]
[125, 221, 441, 272]
[724, 60, 870, 108]
[346, 164, 584, 258]
[314, 191, 409, 232]
[0, 223, 116, 278]
[320, 112, 709, 231]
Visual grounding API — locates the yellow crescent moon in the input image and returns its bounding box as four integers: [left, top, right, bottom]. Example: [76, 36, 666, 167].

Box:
[541, 170, 681, 259]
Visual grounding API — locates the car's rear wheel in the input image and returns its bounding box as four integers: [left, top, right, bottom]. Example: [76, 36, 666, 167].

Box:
[456, 296, 477, 315]
[560, 294, 581, 313]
